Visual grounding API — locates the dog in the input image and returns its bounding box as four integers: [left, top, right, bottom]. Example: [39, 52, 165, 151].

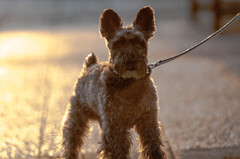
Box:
[61, 6, 167, 159]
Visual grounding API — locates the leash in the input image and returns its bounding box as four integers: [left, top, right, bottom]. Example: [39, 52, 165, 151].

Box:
[148, 12, 240, 72]
[146, 13, 240, 159]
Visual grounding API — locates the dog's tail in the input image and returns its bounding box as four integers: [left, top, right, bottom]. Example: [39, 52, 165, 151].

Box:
[84, 52, 98, 68]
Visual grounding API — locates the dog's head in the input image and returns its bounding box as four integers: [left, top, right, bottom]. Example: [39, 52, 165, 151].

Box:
[100, 6, 156, 79]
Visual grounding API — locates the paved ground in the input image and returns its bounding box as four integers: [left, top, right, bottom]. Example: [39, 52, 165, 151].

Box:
[0, 0, 239, 158]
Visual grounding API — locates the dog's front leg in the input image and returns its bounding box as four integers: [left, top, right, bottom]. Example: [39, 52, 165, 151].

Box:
[98, 112, 132, 159]
[135, 111, 167, 159]
[61, 96, 90, 159]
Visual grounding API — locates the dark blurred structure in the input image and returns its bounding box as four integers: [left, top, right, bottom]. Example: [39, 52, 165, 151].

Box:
[190, 0, 240, 31]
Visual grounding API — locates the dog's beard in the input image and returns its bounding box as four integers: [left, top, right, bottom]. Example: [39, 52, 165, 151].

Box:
[121, 70, 142, 79]
[113, 60, 147, 79]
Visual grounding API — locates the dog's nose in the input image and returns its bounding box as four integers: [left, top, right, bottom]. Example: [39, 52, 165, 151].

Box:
[126, 61, 136, 70]
[130, 53, 135, 59]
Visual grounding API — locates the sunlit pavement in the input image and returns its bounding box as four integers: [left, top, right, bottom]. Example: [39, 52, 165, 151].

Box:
[0, 1, 240, 159]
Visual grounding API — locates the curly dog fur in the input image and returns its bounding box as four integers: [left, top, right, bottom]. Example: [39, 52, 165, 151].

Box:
[61, 6, 167, 159]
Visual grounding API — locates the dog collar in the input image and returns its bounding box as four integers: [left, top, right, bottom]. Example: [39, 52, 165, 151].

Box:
[112, 66, 151, 80]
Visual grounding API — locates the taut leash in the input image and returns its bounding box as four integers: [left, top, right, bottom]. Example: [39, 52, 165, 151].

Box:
[148, 12, 240, 72]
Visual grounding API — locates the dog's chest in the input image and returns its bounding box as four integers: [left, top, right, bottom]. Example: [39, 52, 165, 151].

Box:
[105, 78, 149, 125]
[107, 77, 148, 105]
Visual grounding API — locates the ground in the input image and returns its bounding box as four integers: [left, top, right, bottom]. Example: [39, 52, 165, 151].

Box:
[0, 0, 239, 159]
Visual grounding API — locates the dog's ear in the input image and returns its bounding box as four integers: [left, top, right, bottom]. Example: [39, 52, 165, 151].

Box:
[133, 6, 156, 40]
[100, 9, 123, 41]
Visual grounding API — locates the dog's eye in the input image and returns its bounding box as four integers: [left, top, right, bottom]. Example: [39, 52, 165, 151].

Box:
[112, 38, 126, 49]
[129, 38, 140, 44]
[116, 38, 126, 45]
[135, 46, 142, 50]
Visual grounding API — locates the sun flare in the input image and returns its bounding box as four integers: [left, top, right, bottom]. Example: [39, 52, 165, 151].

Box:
[0, 67, 8, 76]
[0, 31, 68, 60]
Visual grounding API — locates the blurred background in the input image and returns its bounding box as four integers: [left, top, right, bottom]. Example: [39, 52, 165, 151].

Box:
[0, 0, 239, 159]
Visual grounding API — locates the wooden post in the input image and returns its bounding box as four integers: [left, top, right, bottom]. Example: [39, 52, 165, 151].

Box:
[213, 0, 221, 31]
[191, 0, 198, 20]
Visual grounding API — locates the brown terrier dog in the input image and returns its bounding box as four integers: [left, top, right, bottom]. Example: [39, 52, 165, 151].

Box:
[61, 6, 167, 159]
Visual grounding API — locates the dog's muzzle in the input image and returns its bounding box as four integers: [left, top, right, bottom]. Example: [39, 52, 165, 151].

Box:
[113, 62, 149, 79]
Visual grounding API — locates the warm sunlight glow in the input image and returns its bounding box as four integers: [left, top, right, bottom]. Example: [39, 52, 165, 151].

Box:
[0, 29, 102, 158]
[0, 63, 80, 158]
[4, 92, 12, 102]
[0, 67, 8, 76]
[0, 31, 69, 60]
